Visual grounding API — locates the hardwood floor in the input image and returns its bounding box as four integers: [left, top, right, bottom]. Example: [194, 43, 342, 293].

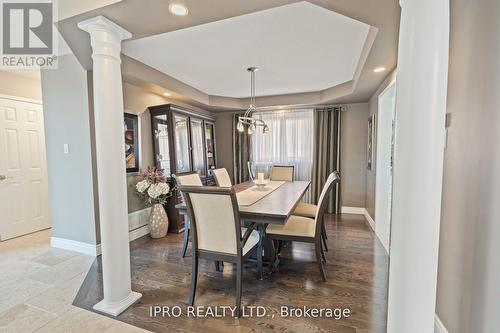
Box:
[73, 214, 389, 333]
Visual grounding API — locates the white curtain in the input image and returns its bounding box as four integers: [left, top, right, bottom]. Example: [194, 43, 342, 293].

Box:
[251, 109, 314, 202]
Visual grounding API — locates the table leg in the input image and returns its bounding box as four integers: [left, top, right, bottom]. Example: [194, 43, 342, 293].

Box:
[256, 224, 267, 280]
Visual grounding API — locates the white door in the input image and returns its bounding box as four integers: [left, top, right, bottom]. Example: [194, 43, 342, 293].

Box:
[0, 96, 50, 240]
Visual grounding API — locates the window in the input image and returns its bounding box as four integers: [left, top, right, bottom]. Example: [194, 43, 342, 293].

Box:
[251, 109, 314, 201]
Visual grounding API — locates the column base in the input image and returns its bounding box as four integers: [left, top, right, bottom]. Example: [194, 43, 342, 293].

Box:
[93, 291, 142, 317]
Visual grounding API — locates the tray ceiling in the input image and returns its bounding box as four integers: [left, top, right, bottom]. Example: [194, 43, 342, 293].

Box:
[123, 1, 372, 98]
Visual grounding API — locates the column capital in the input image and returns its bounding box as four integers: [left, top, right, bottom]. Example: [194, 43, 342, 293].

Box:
[78, 15, 131, 41]
[78, 16, 131, 61]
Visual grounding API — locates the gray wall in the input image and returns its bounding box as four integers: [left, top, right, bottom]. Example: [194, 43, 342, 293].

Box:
[340, 103, 368, 207]
[41, 54, 97, 245]
[365, 70, 397, 219]
[214, 112, 235, 181]
[436, 0, 500, 332]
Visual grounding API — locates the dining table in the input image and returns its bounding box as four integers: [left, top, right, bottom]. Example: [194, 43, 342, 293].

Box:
[175, 180, 311, 279]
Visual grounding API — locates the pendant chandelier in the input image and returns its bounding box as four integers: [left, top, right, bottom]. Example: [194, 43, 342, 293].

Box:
[237, 67, 269, 135]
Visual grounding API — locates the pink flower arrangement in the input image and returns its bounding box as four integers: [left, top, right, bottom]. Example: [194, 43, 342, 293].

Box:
[141, 166, 166, 183]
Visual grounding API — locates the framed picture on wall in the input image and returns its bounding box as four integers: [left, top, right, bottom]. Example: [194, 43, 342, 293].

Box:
[367, 114, 375, 170]
[124, 113, 139, 173]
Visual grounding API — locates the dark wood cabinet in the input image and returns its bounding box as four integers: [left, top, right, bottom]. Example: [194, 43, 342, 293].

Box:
[148, 104, 217, 233]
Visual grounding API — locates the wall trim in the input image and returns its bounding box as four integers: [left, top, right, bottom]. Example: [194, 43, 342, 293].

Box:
[51, 237, 100, 256]
[51, 225, 151, 256]
[0, 93, 42, 105]
[364, 210, 376, 231]
[341, 206, 366, 214]
[435, 315, 449, 333]
[129, 225, 150, 242]
[341, 206, 389, 254]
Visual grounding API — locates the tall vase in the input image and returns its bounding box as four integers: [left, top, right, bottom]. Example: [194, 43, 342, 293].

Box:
[149, 203, 169, 238]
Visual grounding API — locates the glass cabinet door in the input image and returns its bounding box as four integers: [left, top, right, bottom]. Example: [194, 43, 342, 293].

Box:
[190, 118, 206, 176]
[173, 113, 191, 173]
[205, 122, 216, 172]
[152, 114, 171, 176]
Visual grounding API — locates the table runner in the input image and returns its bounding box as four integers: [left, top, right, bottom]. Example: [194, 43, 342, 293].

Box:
[236, 181, 285, 206]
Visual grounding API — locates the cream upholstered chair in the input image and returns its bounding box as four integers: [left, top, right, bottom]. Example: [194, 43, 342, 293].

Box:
[172, 172, 203, 257]
[173, 172, 203, 187]
[179, 186, 259, 317]
[270, 165, 294, 181]
[293, 202, 317, 218]
[293, 171, 340, 252]
[266, 171, 340, 281]
[212, 168, 232, 187]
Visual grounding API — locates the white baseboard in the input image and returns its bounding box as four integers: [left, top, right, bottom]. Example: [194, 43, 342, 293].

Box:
[341, 206, 375, 230]
[51, 213, 151, 256]
[341, 206, 366, 214]
[129, 225, 150, 242]
[51, 237, 100, 256]
[364, 210, 376, 231]
[341, 206, 389, 254]
[435, 315, 449, 333]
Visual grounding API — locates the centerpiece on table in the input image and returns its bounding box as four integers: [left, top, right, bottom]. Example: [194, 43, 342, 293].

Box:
[135, 167, 174, 238]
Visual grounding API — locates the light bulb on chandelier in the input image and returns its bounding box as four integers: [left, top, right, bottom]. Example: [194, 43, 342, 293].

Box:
[247, 123, 256, 135]
[236, 121, 244, 132]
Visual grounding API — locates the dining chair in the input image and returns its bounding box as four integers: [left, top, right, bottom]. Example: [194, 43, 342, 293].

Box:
[178, 185, 259, 317]
[270, 165, 294, 181]
[172, 172, 203, 257]
[212, 168, 232, 187]
[293, 171, 340, 253]
[266, 171, 340, 281]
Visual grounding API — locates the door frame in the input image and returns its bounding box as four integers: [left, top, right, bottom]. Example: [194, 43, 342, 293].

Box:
[374, 79, 396, 253]
[0, 93, 42, 105]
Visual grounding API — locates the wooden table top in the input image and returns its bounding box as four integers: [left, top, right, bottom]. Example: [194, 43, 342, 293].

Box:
[175, 180, 310, 225]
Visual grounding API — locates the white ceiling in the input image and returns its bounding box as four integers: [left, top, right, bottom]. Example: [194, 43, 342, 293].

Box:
[123, 1, 371, 98]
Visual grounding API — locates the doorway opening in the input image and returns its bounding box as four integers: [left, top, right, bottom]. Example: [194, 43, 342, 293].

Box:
[374, 80, 396, 253]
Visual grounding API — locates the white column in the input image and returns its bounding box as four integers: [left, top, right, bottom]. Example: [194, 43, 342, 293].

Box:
[78, 16, 141, 316]
[387, 0, 449, 332]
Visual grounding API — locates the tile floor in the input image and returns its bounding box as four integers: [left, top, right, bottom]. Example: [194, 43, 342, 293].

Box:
[0, 229, 151, 333]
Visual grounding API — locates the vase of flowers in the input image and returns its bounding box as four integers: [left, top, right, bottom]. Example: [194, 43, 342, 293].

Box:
[136, 167, 174, 238]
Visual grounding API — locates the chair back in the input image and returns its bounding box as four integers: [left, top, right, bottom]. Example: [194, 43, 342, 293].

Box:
[179, 186, 242, 255]
[212, 168, 232, 187]
[172, 171, 203, 186]
[314, 171, 340, 236]
[173, 172, 203, 203]
[270, 165, 294, 181]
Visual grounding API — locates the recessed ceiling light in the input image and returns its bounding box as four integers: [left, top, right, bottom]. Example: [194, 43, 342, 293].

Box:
[163, 92, 171, 97]
[374, 67, 387, 73]
[169, 3, 188, 16]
